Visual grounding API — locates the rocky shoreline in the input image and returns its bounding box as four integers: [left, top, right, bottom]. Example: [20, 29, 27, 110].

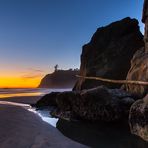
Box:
[35, 0, 148, 142]
[35, 86, 134, 122]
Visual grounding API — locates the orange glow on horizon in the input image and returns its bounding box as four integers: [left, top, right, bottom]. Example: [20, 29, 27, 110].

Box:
[0, 76, 41, 88]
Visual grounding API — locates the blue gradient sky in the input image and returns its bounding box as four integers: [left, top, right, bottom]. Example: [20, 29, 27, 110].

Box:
[0, 0, 144, 87]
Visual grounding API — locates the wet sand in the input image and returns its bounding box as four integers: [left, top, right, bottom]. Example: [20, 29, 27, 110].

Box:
[0, 97, 87, 148]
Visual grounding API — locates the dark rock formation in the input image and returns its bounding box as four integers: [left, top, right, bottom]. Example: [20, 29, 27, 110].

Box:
[142, 0, 148, 23]
[56, 91, 80, 111]
[142, 0, 148, 53]
[39, 69, 79, 88]
[51, 91, 81, 120]
[128, 1, 148, 142]
[124, 48, 148, 98]
[129, 94, 148, 142]
[123, 3, 148, 99]
[73, 17, 144, 91]
[35, 92, 60, 108]
[72, 86, 134, 121]
[56, 119, 148, 148]
[52, 86, 134, 122]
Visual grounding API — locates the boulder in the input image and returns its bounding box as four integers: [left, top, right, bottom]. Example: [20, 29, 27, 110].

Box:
[73, 86, 134, 121]
[73, 17, 144, 91]
[35, 92, 60, 108]
[124, 48, 148, 98]
[129, 94, 148, 142]
[51, 91, 81, 120]
[56, 91, 80, 111]
[54, 86, 134, 122]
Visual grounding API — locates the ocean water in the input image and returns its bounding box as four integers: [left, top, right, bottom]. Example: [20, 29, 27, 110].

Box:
[0, 88, 71, 98]
[0, 88, 148, 148]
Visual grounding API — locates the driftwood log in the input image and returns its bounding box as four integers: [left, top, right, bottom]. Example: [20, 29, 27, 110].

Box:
[76, 75, 148, 86]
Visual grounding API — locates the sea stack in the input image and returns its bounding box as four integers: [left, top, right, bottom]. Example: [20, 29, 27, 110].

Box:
[73, 17, 144, 91]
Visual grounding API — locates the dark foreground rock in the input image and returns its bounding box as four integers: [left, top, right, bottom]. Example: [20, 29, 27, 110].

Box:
[129, 94, 148, 142]
[52, 86, 134, 122]
[73, 17, 144, 91]
[56, 119, 148, 148]
[124, 48, 148, 98]
[35, 92, 60, 108]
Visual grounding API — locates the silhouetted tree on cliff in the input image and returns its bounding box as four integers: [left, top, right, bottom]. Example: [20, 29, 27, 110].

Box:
[54, 64, 59, 72]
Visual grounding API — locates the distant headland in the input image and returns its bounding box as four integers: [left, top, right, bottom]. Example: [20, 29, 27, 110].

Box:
[38, 66, 79, 88]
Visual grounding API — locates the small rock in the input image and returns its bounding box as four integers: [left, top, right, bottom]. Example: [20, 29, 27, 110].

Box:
[35, 92, 60, 108]
[129, 94, 148, 142]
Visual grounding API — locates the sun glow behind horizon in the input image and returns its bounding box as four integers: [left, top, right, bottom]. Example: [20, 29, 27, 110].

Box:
[0, 67, 49, 88]
[0, 0, 144, 89]
[0, 76, 42, 88]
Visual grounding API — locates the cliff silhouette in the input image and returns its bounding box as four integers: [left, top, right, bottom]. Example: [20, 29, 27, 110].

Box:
[38, 69, 79, 88]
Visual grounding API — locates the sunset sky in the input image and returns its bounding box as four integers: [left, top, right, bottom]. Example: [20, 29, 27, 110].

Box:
[0, 0, 144, 88]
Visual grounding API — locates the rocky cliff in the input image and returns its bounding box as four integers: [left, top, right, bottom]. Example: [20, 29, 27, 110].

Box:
[128, 0, 148, 142]
[124, 48, 148, 98]
[38, 69, 79, 88]
[73, 17, 144, 91]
